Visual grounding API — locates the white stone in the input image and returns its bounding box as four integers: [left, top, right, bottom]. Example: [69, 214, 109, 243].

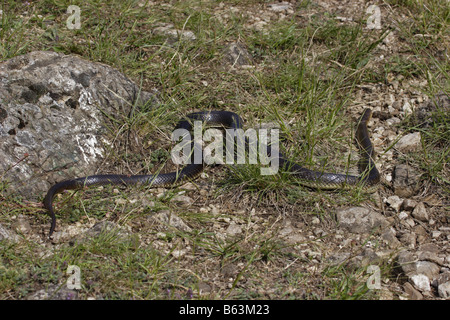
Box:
[410, 274, 431, 292]
[398, 211, 409, 220]
[403, 101, 413, 115]
[268, 2, 293, 12]
[432, 231, 441, 238]
[385, 195, 403, 212]
[226, 222, 242, 237]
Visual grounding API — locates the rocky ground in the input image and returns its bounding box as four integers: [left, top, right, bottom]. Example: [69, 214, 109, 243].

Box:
[0, 0, 448, 300]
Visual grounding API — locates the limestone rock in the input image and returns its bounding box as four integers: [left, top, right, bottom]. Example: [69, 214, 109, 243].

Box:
[381, 227, 401, 248]
[27, 284, 78, 300]
[151, 210, 192, 232]
[411, 202, 429, 222]
[11, 215, 32, 234]
[438, 281, 450, 299]
[410, 274, 431, 292]
[226, 221, 243, 237]
[0, 223, 18, 242]
[414, 261, 440, 281]
[268, 2, 293, 12]
[171, 194, 194, 207]
[396, 132, 421, 152]
[403, 282, 423, 300]
[336, 207, 389, 234]
[385, 195, 403, 212]
[396, 249, 443, 295]
[401, 199, 418, 211]
[393, 164, 421, 197]
[0, 51, 157, 199]
[223, 42, 254, 68]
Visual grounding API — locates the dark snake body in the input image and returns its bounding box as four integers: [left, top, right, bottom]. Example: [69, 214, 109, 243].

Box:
[43, 109, 379, 237]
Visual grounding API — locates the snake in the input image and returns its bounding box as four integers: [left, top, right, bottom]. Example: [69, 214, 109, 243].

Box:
[43, 109, 379, 238]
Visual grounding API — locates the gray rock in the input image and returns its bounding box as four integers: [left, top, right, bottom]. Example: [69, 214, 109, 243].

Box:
[268, 2, 293, 12]
[438, 281, 450, 299]
[151, 210, 192, 232]
[410, 274, 431, 292]
[403, 282, 423, 300]
[327, 252, 351, 266]
[413, 225, 429, 245]
[11, 215, 32, 234]
[399, 231, 416, 248]
[396, 249, 441, 292]
[396, 250, 417, 274]
[385, 195, 403, 212]
[226, 222, 243, 237]
[328, 248, 382, 270]
[171, 194, 194, 207]
[418, 244, 445, 265]
[349, 248, 381, 268]
[396, 132, 421, 152]
[0, 51, 157, 199]
[198, 282, 212, 295]
[415, 261, 440, 281]
[393, 164, 421, 197]
[0, 223, 18, 242]
[27, 284, 79, 300]
[381, 227, 401, 248]
[336, 207, 389, 234]
[223, 42, 253, 67]
[418, 251, 444, 266]
[435, 272, 450, 286]
[401, 199, 418, 211]
[411, 202, 429, 221]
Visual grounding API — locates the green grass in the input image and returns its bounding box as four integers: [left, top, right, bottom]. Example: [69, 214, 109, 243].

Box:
[0, 0, 448, 300]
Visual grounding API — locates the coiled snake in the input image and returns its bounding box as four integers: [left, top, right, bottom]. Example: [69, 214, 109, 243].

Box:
[43, 109, 379, 237]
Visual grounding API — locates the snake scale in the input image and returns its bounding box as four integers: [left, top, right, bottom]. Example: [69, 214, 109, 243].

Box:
[43, 109, 379, 238]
